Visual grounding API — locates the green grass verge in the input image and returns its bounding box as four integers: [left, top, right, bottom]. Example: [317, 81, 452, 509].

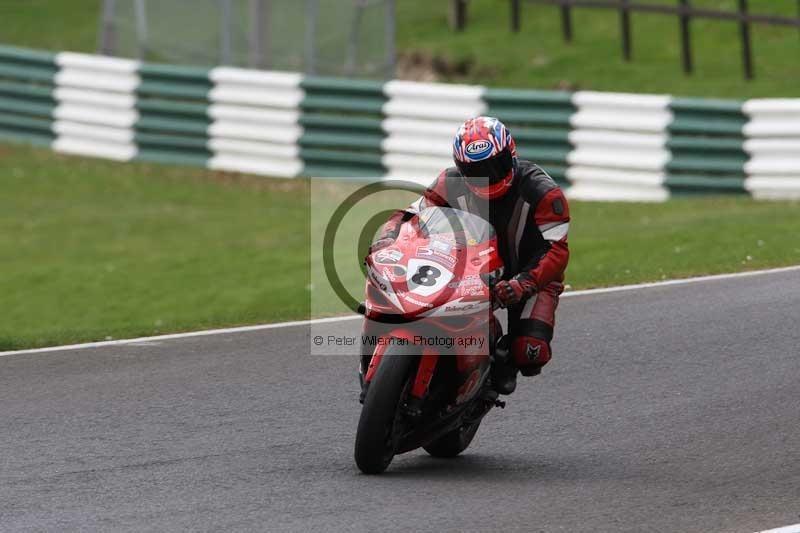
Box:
[0, 0, 101, 53]
[1, 0, 797, 97]
[0, 144, 310, 350]
[1, 143, 799, 350]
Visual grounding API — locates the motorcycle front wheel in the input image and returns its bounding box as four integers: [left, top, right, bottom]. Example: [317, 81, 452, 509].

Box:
[354, 344, 417, 474]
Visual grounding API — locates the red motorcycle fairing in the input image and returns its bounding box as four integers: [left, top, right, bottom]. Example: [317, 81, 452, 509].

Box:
[362, 207, 503, 407]
[363, 215, 502, 322]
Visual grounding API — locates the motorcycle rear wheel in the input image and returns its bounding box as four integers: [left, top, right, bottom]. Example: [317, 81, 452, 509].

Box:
[423, 419, 482, 458]
[354, 344, 417, 474]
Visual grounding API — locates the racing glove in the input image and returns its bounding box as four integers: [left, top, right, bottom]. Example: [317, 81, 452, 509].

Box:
[492, 274, 538, 308]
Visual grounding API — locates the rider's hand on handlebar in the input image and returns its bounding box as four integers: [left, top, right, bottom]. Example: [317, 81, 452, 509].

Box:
[492, 276, 537, 309]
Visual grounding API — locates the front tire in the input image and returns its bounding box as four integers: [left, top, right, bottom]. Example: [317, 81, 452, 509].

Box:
[354, 345, 417, 474]
[423, 419, 482, 458]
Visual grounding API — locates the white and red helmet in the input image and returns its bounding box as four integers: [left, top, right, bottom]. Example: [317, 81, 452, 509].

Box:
[453, 116, 517, 199]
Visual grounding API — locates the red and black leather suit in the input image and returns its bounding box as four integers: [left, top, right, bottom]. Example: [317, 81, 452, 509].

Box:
[365, 160, 570, 376]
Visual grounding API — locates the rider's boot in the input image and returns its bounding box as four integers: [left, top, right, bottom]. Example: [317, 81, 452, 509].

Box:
[491, 335, 517, 395]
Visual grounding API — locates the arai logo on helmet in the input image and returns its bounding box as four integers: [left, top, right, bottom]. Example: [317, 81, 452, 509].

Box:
[465, 139, 494, 161]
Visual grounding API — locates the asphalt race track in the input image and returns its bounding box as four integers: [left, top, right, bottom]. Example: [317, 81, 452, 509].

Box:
[2, 270, 799, 532]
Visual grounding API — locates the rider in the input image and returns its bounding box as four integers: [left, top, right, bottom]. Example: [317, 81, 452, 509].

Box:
[362, 116, 570, 394]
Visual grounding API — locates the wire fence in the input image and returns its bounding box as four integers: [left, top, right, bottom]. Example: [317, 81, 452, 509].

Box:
[99, 0, 396, 78]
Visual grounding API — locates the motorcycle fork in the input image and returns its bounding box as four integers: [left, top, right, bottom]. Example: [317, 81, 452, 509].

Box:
[410, 349, 439, 400]
[363, 342, 389, 384]
[363, 334, 438, 402]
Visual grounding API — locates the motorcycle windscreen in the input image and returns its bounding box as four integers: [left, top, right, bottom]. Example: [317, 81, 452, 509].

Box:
[417, 207, 494, 246]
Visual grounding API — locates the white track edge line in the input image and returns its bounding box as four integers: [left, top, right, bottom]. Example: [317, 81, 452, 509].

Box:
[0, 315, 361, 357]
[756, 523, 800, 533]
[561, 264, 800, 297]
[2, 264, 798, 357]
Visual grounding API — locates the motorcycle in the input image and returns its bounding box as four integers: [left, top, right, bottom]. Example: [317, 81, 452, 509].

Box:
[355, 206, 509, 474]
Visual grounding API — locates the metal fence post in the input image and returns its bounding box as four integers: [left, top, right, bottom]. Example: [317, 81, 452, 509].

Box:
[134, 0, 148, 60]
[249, 0, 264, 69]
[98, 0, 117, 55]
[219, 0, 233, 65]
[738, 0, 754, 79]
[305, 0, 319, 75]
[386, 0, 397, 79]
[346, 0, 366, 76]
[678, 0, 693, 74]
[620, 0, 632, 61]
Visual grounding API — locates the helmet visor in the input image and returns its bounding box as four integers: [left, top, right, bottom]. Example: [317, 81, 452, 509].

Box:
[456, 147, 513, 185]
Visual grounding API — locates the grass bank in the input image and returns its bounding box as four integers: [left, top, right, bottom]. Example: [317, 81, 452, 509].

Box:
[1, 144, 798, 350]
[0, 145, 309, 350]
[397, 0, 800, 97]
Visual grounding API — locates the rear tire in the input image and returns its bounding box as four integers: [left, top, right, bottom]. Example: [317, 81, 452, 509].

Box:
[423, 419, 482, 458]
[354, 345, 417, 474]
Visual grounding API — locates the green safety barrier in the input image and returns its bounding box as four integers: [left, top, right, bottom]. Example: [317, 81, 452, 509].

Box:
[300, 75, 386, 176]
[135, 62, 212, 167]
[0, 45, 57, 146]
[0, 43, 790, 200]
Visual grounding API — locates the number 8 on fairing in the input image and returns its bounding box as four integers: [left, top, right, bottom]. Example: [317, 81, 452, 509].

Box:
[406, 258, 453, 297]
[411, 265, 441, 286]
